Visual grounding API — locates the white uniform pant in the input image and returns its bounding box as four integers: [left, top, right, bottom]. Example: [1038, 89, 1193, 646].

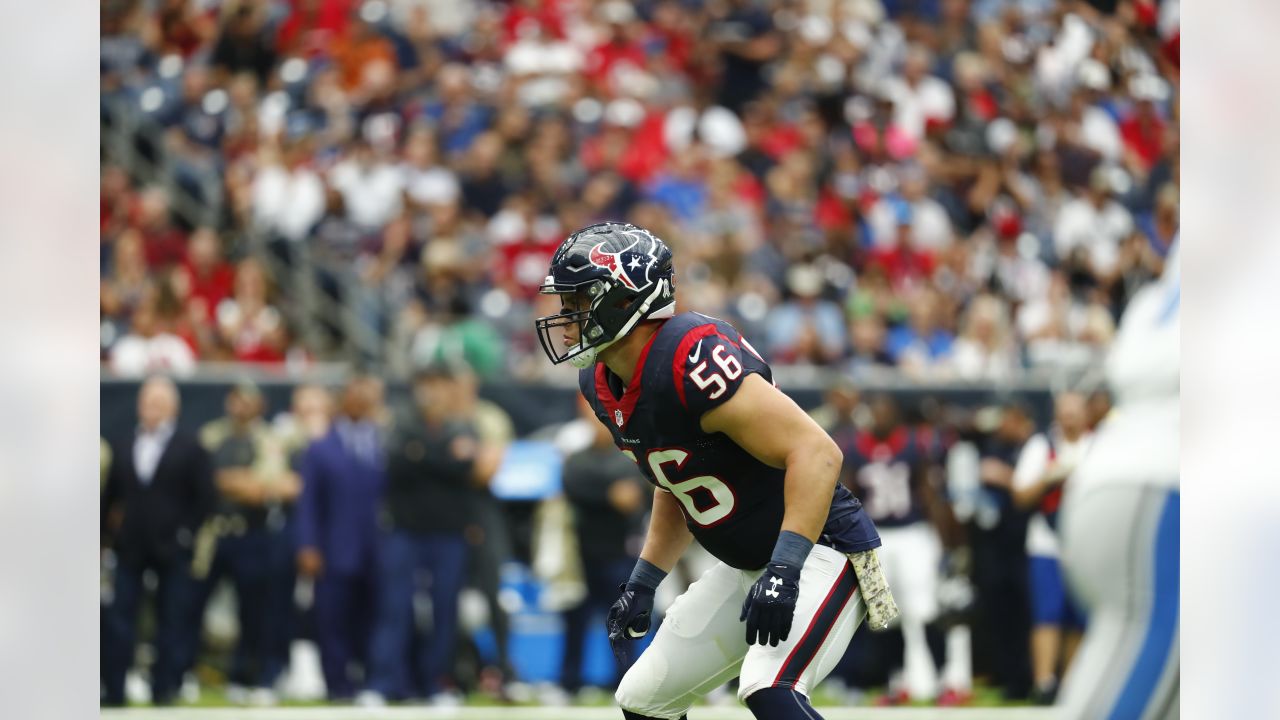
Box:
[1058, 483, 1179, 720]
[615, 544, 865, 719]
[876, 522, 942, 699]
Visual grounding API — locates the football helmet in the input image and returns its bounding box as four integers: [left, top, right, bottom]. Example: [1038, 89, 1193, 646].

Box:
[535, 222, 676, 368]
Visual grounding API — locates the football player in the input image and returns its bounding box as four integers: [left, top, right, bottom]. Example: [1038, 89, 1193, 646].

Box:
[1055, 243, 1179, 719]
[535, 222, 897, 720]
[839, 394, 946, 703]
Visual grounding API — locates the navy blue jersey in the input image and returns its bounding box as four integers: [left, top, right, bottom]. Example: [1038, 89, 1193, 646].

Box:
[839, 427, 930, 528]
[580, 312, 880, 570]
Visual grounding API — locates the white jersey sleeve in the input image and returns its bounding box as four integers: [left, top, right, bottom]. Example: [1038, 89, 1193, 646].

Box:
[1073, 239, 1180, 493]
[1106, 242, 1180, 406]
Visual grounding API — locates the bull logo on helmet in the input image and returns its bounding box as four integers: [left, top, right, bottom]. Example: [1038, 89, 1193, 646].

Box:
[588, 242, 653, 292]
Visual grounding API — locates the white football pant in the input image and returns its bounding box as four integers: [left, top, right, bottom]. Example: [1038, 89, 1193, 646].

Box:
[876, 522, 942, 700]
[615, 544, 865, 719]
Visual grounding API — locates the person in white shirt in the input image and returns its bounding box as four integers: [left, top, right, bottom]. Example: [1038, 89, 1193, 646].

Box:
[251, 140, 326, 243]
[1011, 391, 1095, 703]
[329, 140, 406, 232]
[1053, 166, 1134, 279]
[1055, 244, 1179, 720]
[884, 45, 955, 143]
[1072, 60, 1123, 163]
[109, 300, 197, 377]
[866, 165, 954, 254]
[949, 294, 1020, 382]
[400, 126, 460, 209]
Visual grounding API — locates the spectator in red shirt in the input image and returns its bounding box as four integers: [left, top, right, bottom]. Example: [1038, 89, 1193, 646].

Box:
[583, 2, 647, 95]
[501, 0, 567, 46]
[217, 258, 287, 364]
[176, 228, 235, 327]
[867, 202, 937, 292]
[579, 99, 667, 185]
[1120, 75, 1170, 174]
[276, 0, 353, 59]
[851, 89, 918, 163]
[134, 187, 189, 270]
[101, 165, 135, 244]
[489, 196, 561, 301]
[646, 1, 695, 76]
[154, 0, 216, 59]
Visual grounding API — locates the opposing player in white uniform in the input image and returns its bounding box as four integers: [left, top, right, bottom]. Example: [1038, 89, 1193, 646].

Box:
[1056, 243, 1179, 719]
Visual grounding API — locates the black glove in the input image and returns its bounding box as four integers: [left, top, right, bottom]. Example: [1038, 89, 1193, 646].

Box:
[606, 583, 655, 669]
[740, 563, 801, 646]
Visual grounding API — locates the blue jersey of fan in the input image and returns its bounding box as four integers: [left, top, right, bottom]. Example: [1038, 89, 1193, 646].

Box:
[579, 311, 881, 570]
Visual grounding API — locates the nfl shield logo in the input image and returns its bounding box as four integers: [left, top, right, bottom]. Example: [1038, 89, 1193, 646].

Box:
[614, 409, 624, 427]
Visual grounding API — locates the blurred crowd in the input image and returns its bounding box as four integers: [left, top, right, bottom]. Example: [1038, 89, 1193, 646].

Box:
[101, 370, 1110, 707]
[100, 0, 1180, 380]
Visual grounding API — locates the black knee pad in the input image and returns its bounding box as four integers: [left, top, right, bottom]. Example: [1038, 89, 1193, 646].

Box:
[744, 686, 824, 719]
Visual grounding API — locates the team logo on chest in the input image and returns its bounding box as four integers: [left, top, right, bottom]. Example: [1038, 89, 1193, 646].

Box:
[614, 409, 624, 427]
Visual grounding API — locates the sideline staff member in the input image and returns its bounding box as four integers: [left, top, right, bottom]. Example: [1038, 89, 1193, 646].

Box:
[366, 363, 501, 702]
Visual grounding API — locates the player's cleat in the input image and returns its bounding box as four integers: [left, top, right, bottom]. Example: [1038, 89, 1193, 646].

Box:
[936, 687, 973, 706]
[875, 689, 911, 706]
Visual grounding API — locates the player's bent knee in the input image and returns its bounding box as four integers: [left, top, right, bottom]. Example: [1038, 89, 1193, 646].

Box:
[615, 665, 684, 720]
[743, 686, 823, 720]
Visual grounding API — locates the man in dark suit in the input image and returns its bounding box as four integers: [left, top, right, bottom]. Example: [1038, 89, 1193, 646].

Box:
[295, 375, 386, 700]
[101, 376, 216, 706]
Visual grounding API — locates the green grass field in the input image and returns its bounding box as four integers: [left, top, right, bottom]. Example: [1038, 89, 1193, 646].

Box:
[101, 709, 1058, 720]
[103, 684, 1052, 719]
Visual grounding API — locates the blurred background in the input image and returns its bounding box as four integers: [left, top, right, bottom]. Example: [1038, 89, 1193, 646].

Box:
[98, 0, 1178, 710]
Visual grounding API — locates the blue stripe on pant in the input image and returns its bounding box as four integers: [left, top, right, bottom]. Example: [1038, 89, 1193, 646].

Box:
[1108, 491, 1179, 720]
[367, 531, 469, 699]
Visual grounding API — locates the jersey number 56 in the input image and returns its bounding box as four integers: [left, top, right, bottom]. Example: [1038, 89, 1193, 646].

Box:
[621, 447, 736, 527]
[688, 345, 743, 400]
